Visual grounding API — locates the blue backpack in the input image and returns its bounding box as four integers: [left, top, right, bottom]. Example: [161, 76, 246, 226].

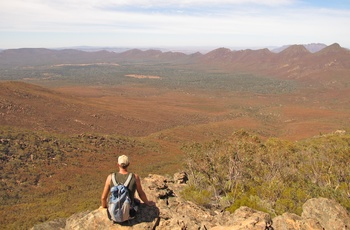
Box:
[108, 173, 133, 223]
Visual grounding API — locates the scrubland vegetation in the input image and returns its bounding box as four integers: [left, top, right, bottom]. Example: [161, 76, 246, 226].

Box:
[0, 126, 164, 229]
[0, 63, 296, 94]
[181, 130, 350, 216]
[1, 126, 349, 229]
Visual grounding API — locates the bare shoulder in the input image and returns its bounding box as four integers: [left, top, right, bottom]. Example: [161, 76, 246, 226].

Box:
[133, 173, 140, 180]
[105, 173, 112, 184]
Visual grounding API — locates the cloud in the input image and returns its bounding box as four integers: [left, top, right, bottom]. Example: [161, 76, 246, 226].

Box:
[47, 0, 296, 8]
[1, 0, 349, 48]
[0, 0, 345, 31]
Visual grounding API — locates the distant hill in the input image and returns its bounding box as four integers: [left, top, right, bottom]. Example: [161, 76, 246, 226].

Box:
[271, 43, 327, 53]
[56, 46, 132, 53]
[0, 43, 343, 67]
[0, 48, 118, 67]
[1, 43, 350, 85]
[58, 44, 334, 55]
[194, 43, 350, 84]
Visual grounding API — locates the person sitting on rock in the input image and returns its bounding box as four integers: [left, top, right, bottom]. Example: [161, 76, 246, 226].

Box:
[101, 155, 155, 218]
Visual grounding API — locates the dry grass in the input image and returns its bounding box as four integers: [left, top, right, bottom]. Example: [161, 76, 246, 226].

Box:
[2, 80, 349, 143]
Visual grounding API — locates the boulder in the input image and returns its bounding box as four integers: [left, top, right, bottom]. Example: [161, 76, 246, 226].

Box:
[302, 197, 350, 230]
[211, 206, 272, 230]
[64, 206, 159, 230]
[272, 197, 350, 230]
[174, 172, 188, 184]
[273, 212, 323, 230]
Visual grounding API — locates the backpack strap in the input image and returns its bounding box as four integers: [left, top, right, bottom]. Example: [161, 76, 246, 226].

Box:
[111, 173, 118, 186]
[124, 173, 133, 187]
[111, 173, 133, 187]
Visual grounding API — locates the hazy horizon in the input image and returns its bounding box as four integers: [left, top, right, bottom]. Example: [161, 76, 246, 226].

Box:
[1, 43, 345, 55]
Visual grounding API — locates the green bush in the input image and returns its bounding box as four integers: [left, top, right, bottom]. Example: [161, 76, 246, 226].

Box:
[180, 185, 212, 208]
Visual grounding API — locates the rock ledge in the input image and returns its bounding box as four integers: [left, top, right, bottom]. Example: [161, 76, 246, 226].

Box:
[32, 173, 350, 230]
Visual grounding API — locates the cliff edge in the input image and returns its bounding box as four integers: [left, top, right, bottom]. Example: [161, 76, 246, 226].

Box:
[32, 173, 350, 230]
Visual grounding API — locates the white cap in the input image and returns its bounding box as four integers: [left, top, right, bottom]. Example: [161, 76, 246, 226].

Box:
[118, 155, 129, 166]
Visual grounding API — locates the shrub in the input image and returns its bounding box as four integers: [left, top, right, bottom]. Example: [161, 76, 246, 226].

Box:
[182, 130, 350, 215]
[180, 185, 212, 208]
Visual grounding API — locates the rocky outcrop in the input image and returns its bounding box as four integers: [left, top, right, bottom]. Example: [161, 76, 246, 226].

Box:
[32, 173, 350, 230]
[272, 212, 323, 230]
[301, 198, 350, 230]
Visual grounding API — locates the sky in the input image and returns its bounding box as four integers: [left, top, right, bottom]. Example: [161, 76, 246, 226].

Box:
[1, 0, 350, 50]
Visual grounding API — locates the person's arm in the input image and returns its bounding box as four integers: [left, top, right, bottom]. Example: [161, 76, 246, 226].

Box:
[101, 174, 111, 208]
[135, 174, 155, 206]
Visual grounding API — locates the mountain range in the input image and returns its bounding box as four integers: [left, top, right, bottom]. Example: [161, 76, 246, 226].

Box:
[271, 43, 328, 53]
[1, 43, 349, 87]
[29, 43, 331, 54]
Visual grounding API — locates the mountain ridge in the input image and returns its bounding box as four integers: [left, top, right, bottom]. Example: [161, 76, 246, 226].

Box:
[0, 43, 347, 65]
[271, 43, 328, 53]
[1, 43, 331, 54]
[1, 43, 349, 78]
